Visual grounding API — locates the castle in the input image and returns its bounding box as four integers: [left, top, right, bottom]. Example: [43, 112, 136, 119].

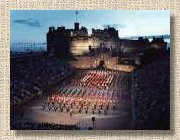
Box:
[46, 21, 168, 66]
[47, 22, 120, 56]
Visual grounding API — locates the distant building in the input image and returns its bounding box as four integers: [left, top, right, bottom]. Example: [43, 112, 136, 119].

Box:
[151, 36, 167, 49]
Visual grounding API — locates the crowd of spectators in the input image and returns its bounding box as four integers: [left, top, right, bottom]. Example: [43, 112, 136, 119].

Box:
[11, 121, 75, 130]
[132, 56, 170, 129]
[10, 49, 170, 130]
[10, 54, 74, 107]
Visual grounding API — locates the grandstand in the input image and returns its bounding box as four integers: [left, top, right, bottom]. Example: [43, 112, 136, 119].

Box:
[10, 51, 133, 130]
[10, 46, 170, 130]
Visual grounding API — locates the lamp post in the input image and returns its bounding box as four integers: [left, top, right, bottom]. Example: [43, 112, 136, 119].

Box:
[91, 116, 96, 130]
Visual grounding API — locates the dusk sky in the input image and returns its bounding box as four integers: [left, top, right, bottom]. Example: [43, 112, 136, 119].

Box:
[10, 10, 170, 43]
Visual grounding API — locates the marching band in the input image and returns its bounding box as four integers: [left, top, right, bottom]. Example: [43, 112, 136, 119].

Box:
[42, 70, 128, 115]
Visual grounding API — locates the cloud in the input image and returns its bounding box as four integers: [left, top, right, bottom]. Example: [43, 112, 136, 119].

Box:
[13, 19, 42, 27]
[102, 24, 125, 29]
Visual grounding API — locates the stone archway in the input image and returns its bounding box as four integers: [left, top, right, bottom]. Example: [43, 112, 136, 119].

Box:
[99, 60, 105, 67]
[96, 59, 106, 69]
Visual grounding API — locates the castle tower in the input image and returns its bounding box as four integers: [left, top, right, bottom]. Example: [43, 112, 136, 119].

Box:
[47, 26, 55, 54]
[74, 11, 79, 31]
[74, 22, 79, 31]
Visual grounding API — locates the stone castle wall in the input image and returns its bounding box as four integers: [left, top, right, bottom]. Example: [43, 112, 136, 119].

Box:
[70, 38, 120, 55]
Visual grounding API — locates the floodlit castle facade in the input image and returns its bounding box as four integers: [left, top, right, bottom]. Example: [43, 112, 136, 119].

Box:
[46, 21, 167, 66]
[47, 22, 120, 56]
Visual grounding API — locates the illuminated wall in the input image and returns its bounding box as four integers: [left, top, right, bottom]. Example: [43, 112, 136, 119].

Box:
[70, 38, 120, 55]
